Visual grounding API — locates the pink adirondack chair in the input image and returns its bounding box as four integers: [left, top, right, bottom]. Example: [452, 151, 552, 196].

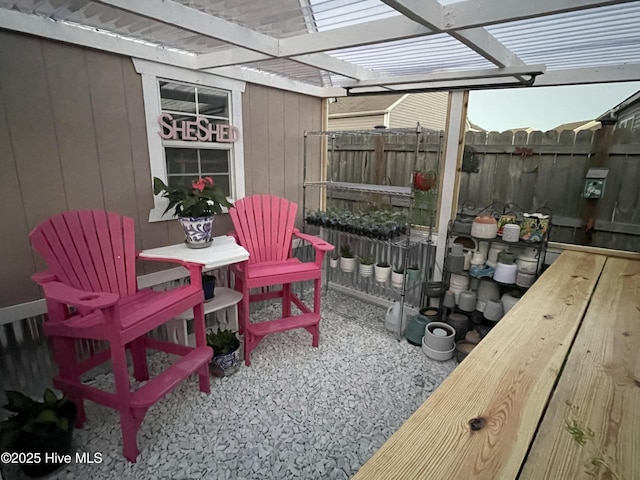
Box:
[229, 195, 334, 365]
[29, 210, 212, 462]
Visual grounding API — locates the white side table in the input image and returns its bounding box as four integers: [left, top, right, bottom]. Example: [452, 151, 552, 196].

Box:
[171, 287, 243, 346]
[139, 235, 249, 346]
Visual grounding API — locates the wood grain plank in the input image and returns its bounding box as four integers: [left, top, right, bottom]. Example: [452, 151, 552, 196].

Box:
[520, 257, 640, 480]
[41, 41, 105, 211]
[352, 251, 606, 480]
[0, 44, 40, 307]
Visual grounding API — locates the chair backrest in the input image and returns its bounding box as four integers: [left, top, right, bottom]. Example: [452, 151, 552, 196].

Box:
[29, 210, 138, 298]
[230, 195, 297, 265]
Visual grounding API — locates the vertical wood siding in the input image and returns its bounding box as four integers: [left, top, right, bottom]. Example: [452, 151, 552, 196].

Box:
[0, 30, 322, 308]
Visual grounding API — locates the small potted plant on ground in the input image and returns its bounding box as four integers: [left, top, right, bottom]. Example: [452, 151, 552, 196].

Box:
[0, 389, 77, 478]
[339, 244, 356, 273]
[206, 328, 241, 377]
[358, 254, 374, 278]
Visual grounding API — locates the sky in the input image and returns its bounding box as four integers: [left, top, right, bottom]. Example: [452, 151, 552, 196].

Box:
[467, 82, 640, 132]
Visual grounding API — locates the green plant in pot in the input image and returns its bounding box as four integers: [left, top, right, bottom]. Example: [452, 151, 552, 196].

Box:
[358, 254, 374, 278]
[206, 328, 241, 377]
[0, 389, 77, 478]
[374, 260, 391, 283]
[339, 244, 355, 273]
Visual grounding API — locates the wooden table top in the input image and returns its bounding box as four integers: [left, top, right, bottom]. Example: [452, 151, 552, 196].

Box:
[352, 251, 640, 480]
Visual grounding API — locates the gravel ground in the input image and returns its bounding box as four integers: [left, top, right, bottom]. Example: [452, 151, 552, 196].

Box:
[5, 290, 456, 480]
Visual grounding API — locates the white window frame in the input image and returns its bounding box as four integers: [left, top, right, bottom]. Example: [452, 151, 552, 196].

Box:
[133, 59, 246, 222]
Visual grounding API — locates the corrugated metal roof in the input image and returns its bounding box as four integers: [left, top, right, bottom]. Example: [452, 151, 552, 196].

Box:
[0, 0, 639, 95]
[486, 3, 640, 71]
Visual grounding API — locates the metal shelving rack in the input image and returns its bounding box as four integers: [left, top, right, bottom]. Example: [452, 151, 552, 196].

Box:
[302, 125, 442, 338]
[443, 201, 553, 293]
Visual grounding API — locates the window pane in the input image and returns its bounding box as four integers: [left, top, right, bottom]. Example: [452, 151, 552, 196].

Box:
[166, 148, 198, 174]
[160, 82, 197, 113]
[167, 175, 199, 190]
[210, 174, 230, 197]
[197, 86, 229, 117]
[200, 149, 229, 174]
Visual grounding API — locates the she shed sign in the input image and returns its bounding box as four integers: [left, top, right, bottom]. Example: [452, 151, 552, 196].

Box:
[158, 113, 240, 143]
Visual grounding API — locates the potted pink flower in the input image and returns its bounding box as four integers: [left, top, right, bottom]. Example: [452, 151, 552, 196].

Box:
[153, 176, 233, 248]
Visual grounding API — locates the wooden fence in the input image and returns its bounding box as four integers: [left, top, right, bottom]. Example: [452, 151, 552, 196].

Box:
[325, 128, 640, 252]
[323, 129, 443, 225]
[461, 128, 640, 252]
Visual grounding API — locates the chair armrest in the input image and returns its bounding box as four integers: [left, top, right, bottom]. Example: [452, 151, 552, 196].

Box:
[36, 279, 119, 310]
[293, 229, 334, 267]
[293, 229, 335, 252]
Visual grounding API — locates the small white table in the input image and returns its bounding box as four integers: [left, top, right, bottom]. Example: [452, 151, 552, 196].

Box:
[139, 236, 250, 345]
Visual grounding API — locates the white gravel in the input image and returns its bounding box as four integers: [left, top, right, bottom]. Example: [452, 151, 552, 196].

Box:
[16, 290, 456, 480]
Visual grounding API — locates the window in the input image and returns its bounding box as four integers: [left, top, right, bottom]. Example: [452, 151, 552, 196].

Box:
[160, 81, 232, 196]
[133, 60, 245, 222]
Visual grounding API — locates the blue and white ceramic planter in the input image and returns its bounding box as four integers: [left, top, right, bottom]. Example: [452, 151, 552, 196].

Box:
[212, 349, 240, 376]
[178, 216, 215, 248]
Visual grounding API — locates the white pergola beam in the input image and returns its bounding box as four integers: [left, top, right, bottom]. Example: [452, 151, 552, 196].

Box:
[382, 0, 525, 69]
[94, 0, 279, 56]
[204, 66, 344, 98]
[196, 49, 271, 68]
[289, 54, 380, 80]
[198, 51, 379, 80]
[450, 28, 525, 68]
[532, 63, 640, 86]
[378, 0, 442, 30]
[0, 9, 196, 70]
[278, 16, 432, 56]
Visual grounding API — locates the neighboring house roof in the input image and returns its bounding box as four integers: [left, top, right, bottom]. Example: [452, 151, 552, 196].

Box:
[597, 90, 640, 124]
[329, 94, 406, 116]
[552, 120, 601, 132]
[466, 120, 487, 132]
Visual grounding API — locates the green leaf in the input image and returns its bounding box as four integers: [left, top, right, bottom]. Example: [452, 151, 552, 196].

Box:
[34, 409, 58, 424]
[153, 177, 170, 195]
[57, 417, 70, 432]
[43, 388, 58, 406]
[3, 391, 34, 413]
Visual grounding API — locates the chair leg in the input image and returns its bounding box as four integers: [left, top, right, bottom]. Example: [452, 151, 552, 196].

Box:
[49, 337, 86, 427]
[283, 283, 292, 317]
[244, 329, 253, 366]
[235, 277, 248, 336]
[129, 337, 149, 382]
[110, 340, 140, 462]
[313, 278, 322, 314]
[192, 302, 211, 394]
[120, 411, 143, 462]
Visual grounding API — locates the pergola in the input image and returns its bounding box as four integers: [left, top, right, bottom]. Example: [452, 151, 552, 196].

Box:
[3, 0, 639, 273]
[1, 0, 639, 97]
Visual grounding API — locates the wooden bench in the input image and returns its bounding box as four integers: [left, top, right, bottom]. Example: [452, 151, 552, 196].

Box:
[520, 256, 639, 479]
[352, 250, 640, 480]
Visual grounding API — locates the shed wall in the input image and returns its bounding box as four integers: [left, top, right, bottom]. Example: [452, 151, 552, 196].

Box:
[0, 29, 322, 308]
